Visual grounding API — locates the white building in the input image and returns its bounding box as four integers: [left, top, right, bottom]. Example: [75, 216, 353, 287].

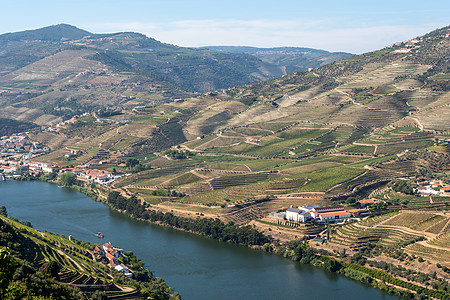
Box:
[115, 264, 133, 278]
[318, 211, 351, 222]
[286, 208, 311, 222]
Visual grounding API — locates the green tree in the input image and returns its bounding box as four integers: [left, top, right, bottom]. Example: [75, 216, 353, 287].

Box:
[59, 172, 76, 186]
[0, 206, 7, 217]
[40, 260, 59, 280]
[346, 197, 356, 204]
[125, 158, 139, 169]
[91, 290, 107, 300]
[0, 247, 15, 298]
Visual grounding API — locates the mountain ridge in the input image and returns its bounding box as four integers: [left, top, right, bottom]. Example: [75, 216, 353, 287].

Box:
[200, 45, 354, 74]
[0, 24, 92, 42]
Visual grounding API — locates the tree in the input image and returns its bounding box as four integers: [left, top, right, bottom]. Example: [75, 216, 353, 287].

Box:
[0, 206, 7, 217]
[346, 197, 356, 204]
[41, 260, 59, 280]
[125, 158, 139, 170]
[59, 172, 76, 186]
[0, 248, 15, 298]
[91, 290, 107, 300]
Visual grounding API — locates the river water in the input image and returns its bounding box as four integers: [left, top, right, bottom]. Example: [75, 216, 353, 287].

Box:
[0, 180, 399, 299]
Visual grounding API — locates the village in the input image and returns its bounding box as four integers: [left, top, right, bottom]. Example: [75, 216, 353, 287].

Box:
[414, 180, 450, 196]
[0, 132, 127, 184]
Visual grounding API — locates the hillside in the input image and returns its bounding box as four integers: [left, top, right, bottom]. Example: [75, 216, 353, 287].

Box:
[0, 24, 91, 42]
[0, 24, 91, 75]
[2, 25, 450, 296]
[0, 24, 307, 124]
[0, 118, 39, 136]
[196, 25, 450, 132]
[0, 214, 177, 299]
[201, 46, 354, 74]
[20, 26, 449, 222]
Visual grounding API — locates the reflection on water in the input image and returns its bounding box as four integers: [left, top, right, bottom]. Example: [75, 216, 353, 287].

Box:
[1, 181, 399, 300]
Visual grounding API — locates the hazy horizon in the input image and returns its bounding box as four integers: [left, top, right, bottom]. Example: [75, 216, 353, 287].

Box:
[1, 0, 449, 54]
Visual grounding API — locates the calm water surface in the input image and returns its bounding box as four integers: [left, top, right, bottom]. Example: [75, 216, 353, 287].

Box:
[0, 180, 400, 299]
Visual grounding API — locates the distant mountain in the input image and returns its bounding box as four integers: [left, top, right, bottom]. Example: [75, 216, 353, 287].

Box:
[201, 46, 354, 74]
[0, 24, 91, 42]
[0, 24, 298, 123]
[190, 26, 450, 135]
[200, 46, 331, 54]
[0, 24, 287, 93]
[0, 24, 93, 76]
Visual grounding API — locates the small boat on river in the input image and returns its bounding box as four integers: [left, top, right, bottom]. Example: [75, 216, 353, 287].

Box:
[96, 232, 104, 238]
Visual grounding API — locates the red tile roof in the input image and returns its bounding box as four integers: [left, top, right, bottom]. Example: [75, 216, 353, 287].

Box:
[359, 199, 380, 204]
[319, 211, 351, 217]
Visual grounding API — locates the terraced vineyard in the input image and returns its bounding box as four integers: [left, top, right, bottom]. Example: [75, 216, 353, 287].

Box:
[210, 171, 279, 190]
[330, 222, 422, 249]
[0, 216, 168, 299]
[406, 243, 450, 262]
[114, 161, 204, 188]
[429, 232, 450, 248]
[382, 212, 445, 229]
[383, 193, 450, 211]
[327, 169, 398, 195]
[329, 212, 423, 249]
[221, 202, 268, 224]
[378, 160, 418, 175]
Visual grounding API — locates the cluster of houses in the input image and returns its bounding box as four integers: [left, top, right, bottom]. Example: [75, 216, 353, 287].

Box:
[0, 154, 126, 184]
[93, 242, 133, 278]
[0, 134, 48, 157]
[60, 166, 126, 183]
[0, 157, 57, 176]
[45, 114, 84, 132]
[0, 131, 127, 184]
[271, 200, 381, 223]
[413, 180, 450, 197]
[0, 133, 53, 176]
[64, 149, 82, 159]
[390, 37, 422, 54]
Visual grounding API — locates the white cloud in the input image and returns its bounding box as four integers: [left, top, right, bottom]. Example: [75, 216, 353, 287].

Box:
[87, 20, 447, 54]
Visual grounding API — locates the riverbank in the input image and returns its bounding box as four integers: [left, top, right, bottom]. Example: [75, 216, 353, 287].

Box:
[4, 179, 404, 299]
[8, 177, 449, 299]
[80, 182, 450, 299]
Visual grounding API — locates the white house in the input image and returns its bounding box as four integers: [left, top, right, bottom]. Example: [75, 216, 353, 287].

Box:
[41, 163, 57, 173]
[286, 208, 311, 222]
[115, 264, 133, 278]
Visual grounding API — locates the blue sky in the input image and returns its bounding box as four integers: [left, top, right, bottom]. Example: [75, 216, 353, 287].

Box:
[2, 0, 449, 53]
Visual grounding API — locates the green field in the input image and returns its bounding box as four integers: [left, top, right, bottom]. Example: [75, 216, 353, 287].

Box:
[292, 166, 365, 192]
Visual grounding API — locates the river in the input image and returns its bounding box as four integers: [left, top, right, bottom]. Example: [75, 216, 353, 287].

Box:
[0, 180, 399, 299]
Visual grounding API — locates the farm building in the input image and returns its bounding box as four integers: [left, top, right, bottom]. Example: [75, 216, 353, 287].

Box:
[317, 211, 351, 221]
[286, 208, 311, 222]
[314, 206, 345, 213]
[440, 186, 450, 195]
[358, 199, 381, 207]
[268, 212, 285, 219]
